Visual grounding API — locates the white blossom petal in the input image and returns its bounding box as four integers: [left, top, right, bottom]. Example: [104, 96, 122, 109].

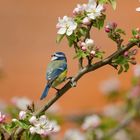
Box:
[66, 29, 73, 36]
[96, 4, 104, 12]
[57, 27, 67, 35]
[87, 13, 96, 19]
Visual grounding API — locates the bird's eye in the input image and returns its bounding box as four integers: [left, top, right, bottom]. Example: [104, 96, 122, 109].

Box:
[51, 54, 55, 57]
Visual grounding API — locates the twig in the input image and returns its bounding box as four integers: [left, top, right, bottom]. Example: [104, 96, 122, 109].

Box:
[101, 111, 136, 140]
[98, 99, 140, 140]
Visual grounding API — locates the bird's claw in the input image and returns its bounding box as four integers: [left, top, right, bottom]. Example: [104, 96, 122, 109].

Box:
[70, 81, 77, 87]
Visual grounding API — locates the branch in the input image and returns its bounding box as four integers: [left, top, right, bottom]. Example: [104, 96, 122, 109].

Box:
[36, 41, 138, 116]
[15, 41, 139, 137]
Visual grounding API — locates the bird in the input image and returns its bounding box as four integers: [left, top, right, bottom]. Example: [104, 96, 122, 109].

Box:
[40, 52, 67, 100]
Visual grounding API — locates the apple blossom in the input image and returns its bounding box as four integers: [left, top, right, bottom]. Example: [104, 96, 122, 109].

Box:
[29, 116, 38, 125]
[100, 77, 120, 94]
[85, 38, 94, 47]
[63, 129, 85, 140]
[56, 16, 77, 36]
[29, 115, 60, 136]
[0, 112, 6, 123]
[90, 50, 96, 56]
[129, 85, 140, 98]
[82, 114, 101, 130]
[82, 17, 91, 25]
[11, 97, 32, 110]
[73, 4, 85, 15]
[85, 0, 104, 20]
[19, 111, 27, 120]
[103, 104, 122, 118]
[113, 130, 131, 140]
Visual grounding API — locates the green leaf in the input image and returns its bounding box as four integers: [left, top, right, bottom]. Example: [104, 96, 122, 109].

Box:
[112, 56, 127, 65]
[124, 63, 129, 72]
[132, 29, 137, 36]
[74, 50, 88, 59]
[66, 34, 77, 47]
[118, 65, 123, 74]
[98, 0, 109, 4]
[56, 34, 65, 43]
[129, 38, 138, 43]
[30, 134, 42, 140]
[2, 123, 16, 134]
[13, 120, 29, 129]
[79, 27, 87, 36]
[93, 15, 106, 30]
[95, 51, 104, 59]
[109, 0, 117, 10]
[116, 28, 126, 35]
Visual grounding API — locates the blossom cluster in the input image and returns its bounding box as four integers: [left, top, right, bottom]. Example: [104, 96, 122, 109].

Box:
[29, 115, 60, 136]
[0, 112, 6, 123]
[56, 0, 104, 36]
[82, 114, 101, 130]
[56, 0, 106, 61]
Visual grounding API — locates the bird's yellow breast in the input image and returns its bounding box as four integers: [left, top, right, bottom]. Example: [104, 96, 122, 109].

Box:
[51, 70, 67, 88]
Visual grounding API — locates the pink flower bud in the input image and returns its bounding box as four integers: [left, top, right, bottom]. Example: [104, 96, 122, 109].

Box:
[136, 28, 140, 32]
[19, 111, 26, 120]
[29, 116, 37, 125]
[105, 26, 111, 33]
[80, 42, 86, 47]
[102, 5, 106, 12]
[131, 57, 136, 61]
[135, 34, 140, 39]
[124, 51, 129, 57]
[131, 60, 137, 65]
[111, 22, 117, 29]
[132, 49, 138, 55]
[82, 17, 91, 25]
[73, 8, 80, 15]
[0, 112, 6, 123]
[81, 46, 87, 51]
[90, 50, 96, 56]
[56, 24, 61, 29]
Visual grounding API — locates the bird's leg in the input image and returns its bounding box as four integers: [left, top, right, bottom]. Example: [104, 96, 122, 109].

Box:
[65, 77, 73, 81]
[53, 87, 60, 92]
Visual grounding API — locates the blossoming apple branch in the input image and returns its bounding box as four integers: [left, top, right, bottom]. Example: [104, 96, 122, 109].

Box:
[3, 0, 140, 139]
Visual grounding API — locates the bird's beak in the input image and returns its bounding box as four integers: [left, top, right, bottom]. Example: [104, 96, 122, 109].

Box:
[51, 56, 57, 61]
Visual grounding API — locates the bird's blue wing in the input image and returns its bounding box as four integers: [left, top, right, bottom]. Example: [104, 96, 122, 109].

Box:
[46, 61, 67, 81]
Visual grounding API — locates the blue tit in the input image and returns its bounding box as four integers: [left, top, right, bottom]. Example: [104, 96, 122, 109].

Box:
[40, 52, 67, 100]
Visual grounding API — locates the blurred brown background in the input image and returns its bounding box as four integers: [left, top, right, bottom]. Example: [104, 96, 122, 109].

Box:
[0, 0, 140, 115]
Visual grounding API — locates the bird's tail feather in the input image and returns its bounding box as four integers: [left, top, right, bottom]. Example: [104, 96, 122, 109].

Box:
[40, 84, 50, 100]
